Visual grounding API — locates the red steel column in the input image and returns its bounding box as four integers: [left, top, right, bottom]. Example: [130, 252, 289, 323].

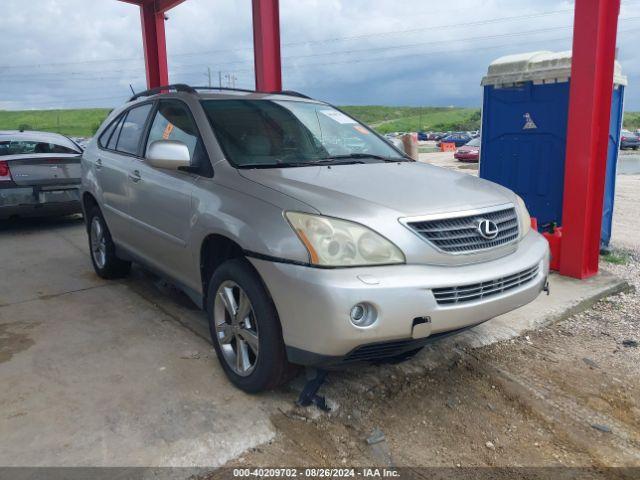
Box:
[559, 0, 621, 279]
[140, 2, 169, 89]
[252, 0, 282, 92]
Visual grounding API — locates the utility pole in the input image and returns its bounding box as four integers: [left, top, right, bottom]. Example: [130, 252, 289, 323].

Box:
[207, 67, 212, 88]
[218, 71, 222, 88]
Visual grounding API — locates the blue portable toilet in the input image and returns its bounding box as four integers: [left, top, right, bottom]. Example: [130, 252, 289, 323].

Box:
[479, 51, 627, 246]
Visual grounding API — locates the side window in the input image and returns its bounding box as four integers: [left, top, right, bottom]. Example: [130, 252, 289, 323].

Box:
[106, 115, 125, 150]
[116, 103, 153, 155]
[145, 100, 200, 163]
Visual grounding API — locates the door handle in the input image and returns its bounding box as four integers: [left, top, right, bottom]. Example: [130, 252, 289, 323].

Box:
[128, 170, 142, 183]
[95, 158, 102, 170]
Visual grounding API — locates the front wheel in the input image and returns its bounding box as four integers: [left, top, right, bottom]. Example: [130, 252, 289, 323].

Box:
[206, 258, 295, 393]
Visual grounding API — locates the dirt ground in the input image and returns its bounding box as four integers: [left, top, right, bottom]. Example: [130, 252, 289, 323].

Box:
[211, 172, 640, 475]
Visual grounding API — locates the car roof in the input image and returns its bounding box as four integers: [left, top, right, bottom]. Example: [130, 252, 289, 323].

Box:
[124, 85, 324, 108]
[0, 130, 81, 151]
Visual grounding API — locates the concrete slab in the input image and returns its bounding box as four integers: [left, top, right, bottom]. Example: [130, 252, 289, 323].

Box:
[0, 216, 103, 306]
[0, 219, 286, 467]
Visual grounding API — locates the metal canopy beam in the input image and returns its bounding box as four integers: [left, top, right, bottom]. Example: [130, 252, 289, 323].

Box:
[139, 3, 169, 88]
[252, 0, 282, 92]
[118, 0, 186, 89]
[119, 0, 282, 92]
[560, 0, 621, 278]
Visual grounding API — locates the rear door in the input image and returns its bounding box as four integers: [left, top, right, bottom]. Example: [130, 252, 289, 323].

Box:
[96, 103, 153, 248]
[126, 99, 202, 287]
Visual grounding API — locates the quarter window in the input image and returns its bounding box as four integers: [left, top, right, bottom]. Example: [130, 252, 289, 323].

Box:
[106, 115, 125, 150]
[99, 116, 121, 149]
[116, 103, 153, 155]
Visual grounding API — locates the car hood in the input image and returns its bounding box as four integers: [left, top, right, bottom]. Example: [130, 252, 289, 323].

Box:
[238, 161, 515, 219]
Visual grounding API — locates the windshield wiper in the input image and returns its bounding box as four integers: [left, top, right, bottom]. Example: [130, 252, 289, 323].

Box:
[318, 153, 410, 163]
[243, 161, 312, 169]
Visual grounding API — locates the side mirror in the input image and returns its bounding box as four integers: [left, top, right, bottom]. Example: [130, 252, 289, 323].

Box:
[146, 140, 191, 170]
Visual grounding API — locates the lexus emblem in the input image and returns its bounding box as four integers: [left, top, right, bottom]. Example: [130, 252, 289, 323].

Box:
[477, 219, 499, 240]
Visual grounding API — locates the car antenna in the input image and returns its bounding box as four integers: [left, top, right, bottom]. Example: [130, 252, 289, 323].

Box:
[129, 84, 136, 96]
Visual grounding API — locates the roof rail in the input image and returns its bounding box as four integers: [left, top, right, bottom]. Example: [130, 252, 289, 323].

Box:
[193, 86, 312, 98]
[127, 84, 313, 102]
[191, 86, 258, 94]
[270, 90, 311, 99]
[129, 83, 196, 101]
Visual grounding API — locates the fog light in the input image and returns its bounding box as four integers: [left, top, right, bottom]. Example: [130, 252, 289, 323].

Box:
[350, 302, 376, 327]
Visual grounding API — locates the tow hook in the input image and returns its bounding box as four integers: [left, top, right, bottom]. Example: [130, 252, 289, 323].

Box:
[543, 279, 550, 296]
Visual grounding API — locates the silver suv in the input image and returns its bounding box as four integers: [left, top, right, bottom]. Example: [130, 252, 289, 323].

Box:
[81, 85, 550, 392]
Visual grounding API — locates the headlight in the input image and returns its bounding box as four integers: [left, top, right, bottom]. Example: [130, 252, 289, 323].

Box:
[515, 195, 531, 239]
[285, 212, 405, 267]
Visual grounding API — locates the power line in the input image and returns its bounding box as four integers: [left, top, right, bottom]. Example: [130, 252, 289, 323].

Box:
[3, 25, 639, 87]
[5, 4, 637, 71]
[3, 16, 639, 80]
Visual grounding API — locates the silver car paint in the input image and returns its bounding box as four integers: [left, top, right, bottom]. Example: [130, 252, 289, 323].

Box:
[81, 91, 550, 358]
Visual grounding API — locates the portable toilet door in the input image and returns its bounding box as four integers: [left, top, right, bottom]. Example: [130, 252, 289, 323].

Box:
[601, 83, 625, 247]
[479, 51, 627, 242]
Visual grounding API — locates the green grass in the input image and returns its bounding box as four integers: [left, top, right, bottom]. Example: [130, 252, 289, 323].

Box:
[0, 106, 637, 138]
[341, 106, 481, 133]
[0, 108, 111, 137]
[624, 112, 640, 130]
[601, 251, 630, 265]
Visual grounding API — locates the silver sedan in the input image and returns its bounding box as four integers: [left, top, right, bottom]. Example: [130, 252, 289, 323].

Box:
[0, 130, 83, 219]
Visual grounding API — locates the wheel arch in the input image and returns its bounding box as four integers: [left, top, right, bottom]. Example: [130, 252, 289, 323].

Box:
[200, 234, 245, 308]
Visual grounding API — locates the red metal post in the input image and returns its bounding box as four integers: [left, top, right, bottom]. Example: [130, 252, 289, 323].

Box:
[140, 2, 169, 89]
[559, 0, 621, 279]
[252, 0, 282, 92]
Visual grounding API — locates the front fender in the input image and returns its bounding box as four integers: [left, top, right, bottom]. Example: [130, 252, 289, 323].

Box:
[190, 179, 313, 266]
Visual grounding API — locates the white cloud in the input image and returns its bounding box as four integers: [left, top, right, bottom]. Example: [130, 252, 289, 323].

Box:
[0, 0, 637, 110]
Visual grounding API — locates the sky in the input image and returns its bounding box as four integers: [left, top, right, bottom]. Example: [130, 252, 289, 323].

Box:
[1, 0, 639, 111]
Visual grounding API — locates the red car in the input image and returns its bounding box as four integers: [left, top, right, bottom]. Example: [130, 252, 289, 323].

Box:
[454, 137, 480, 162]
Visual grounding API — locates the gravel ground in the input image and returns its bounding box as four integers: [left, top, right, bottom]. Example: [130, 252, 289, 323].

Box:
[209, 171, 640, 473]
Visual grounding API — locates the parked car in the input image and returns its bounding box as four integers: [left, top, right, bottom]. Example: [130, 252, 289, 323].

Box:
[81, 85, 550, 393]
[620, 130, 639, 150]
[437, 132, 472, 147]
[0, 130, 83, 219]
[417, 131, 428, 141]
[454, 137, 481, 162]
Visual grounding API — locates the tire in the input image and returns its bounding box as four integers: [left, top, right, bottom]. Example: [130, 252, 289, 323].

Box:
[206, 258, 295, 393]
[86, 206, 131, 279]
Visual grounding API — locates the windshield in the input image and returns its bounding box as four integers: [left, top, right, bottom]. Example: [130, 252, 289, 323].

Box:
[466, 138, 481, 147]
[201, 99, 405, 168]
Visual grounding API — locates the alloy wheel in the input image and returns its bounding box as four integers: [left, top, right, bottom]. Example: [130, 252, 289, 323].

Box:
[90, 217, 107, 269]
[213, 280, 259, 376]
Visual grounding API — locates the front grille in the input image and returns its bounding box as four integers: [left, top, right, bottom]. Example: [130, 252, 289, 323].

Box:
[432, 264, 540, 306]
[406, 207, 519, 254]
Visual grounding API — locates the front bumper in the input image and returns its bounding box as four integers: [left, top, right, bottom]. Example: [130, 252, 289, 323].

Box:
[250, 231, 550, 366]
[0, 186, 81, 219]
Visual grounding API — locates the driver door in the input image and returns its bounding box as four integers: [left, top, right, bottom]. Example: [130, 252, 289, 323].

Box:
[127, 100, 203, 287]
